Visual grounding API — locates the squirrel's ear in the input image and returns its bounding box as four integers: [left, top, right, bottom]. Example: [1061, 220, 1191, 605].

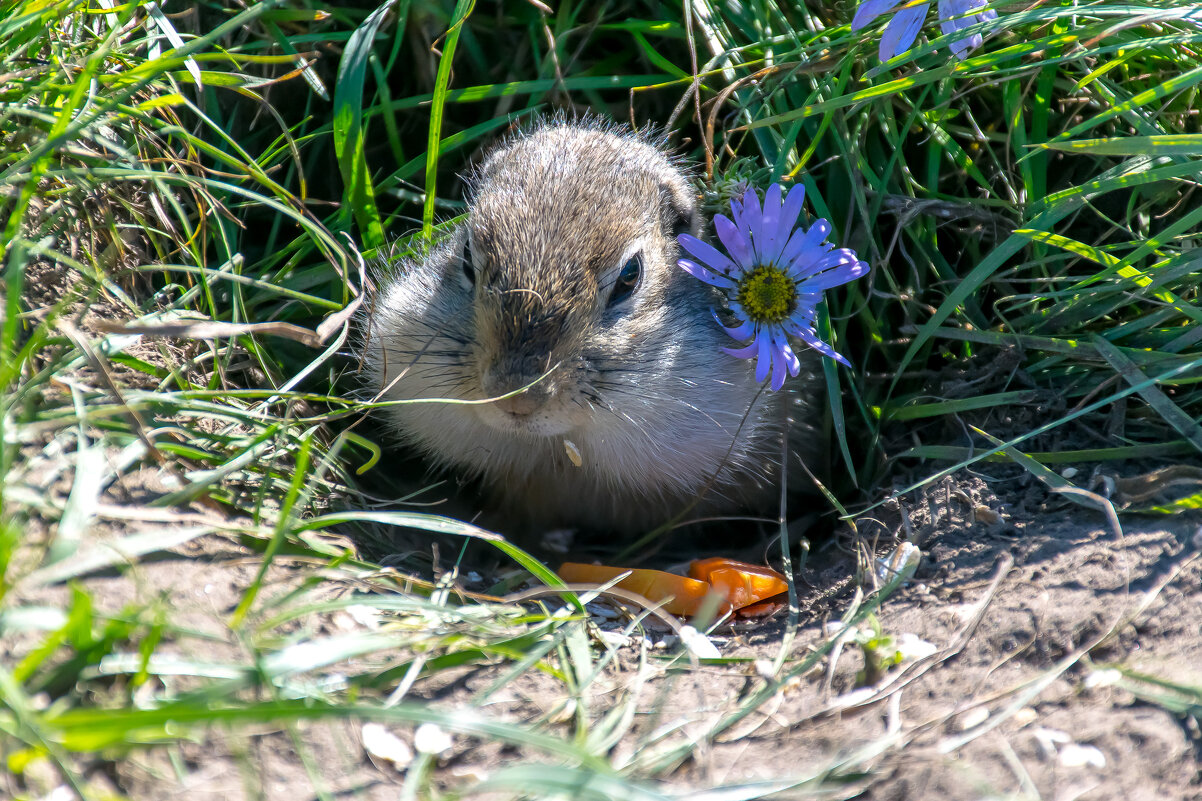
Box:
[660, 172, 700, 239]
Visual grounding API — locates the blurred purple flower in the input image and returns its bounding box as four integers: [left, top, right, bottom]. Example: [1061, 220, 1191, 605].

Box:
[677, 183, 869, 391]
[938, 0, 997, 59]
[852, 0, 996, 61]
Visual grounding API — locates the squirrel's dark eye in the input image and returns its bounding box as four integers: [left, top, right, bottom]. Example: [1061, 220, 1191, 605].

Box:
[460, 240, 475, 288]
[608, 255, 642, 306]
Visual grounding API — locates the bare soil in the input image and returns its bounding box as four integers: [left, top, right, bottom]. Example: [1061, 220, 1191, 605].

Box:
[8, 457, 1201, 799]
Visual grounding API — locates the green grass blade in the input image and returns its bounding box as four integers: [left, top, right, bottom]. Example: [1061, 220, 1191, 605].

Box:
[422, 0, 476, 238]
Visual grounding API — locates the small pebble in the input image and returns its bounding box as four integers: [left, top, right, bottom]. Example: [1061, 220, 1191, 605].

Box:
[585, 602, 619, 620]
[597, 630, 630, 649]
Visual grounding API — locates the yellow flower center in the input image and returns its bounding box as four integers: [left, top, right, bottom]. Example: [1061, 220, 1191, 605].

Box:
[736, 265, 797, 324]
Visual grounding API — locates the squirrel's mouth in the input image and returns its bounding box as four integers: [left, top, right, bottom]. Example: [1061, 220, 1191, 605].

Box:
[473, 400, 575, 438]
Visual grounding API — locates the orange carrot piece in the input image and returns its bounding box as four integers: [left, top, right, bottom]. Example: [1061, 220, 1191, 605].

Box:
[688, 557, 785, 583]
[735, 597, 787, 619]
[557, 562, 728, 617]
[688, 558, 789, 611]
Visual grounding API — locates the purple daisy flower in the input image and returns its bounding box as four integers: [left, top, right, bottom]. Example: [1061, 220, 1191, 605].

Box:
[852, 0, 996, 61]
[677, 183, 869, 391]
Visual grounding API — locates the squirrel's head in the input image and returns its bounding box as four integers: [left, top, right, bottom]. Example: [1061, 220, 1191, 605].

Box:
[461, 121, 701, 434]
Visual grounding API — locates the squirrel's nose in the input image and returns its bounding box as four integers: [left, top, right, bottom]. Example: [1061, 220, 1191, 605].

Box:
[492, 391, 544, 417]
[481, 360, 554, 416]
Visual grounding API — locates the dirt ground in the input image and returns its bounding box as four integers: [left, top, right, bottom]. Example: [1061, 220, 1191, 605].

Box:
[6, 451, 1201, 799]
[693, 477, 1202, 801]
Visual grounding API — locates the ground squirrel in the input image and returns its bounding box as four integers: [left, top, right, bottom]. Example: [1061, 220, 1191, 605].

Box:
[363, 119, 817, 535]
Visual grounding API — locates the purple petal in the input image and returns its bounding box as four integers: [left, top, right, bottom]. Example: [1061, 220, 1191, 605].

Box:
[852, 0, 903, 30]
[938, 0, 964, 28]
[879, 2, 928, 61]
[938, 0, 993, 60]
[728, 299, 749, 323]
[758, 183, 783, 263]
[786, 301, 819, 333]
[767, 332, 800, 391]
[723, 341, 760, 360]
[743, 186, 762, 219]
[737, 187, 763, 246]
[729, 195, 748, 237]
[775, 330, 801, 376]
[801, 246, 867, 274]
[712, 308, 755, 341]
[939, 0, 995, 28]
[786, 245, 838, 280]
[938, 0, 988, 59]
[755, 333, 771, 384]
[714, 214, 755, 269]
[795, 326, 852, 367]
[779, 219, 833, 272]
[766, 330, 801, 391]
[950, 32, 983, 59]
[795, 254, 871, 290]
[776, 184, 806, 250]
[678, 232, 739, 275]
[796, 267, 868, 293]
[770, 346, 788, 390]
[729, 188, 756, 238]
[678, 258, 736, 289]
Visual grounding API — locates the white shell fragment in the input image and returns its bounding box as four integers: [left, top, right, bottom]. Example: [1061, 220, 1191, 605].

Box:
[563, 438, 583, 467]
[1059, 743, 1107, 769]
[895, 632, 938, 661]
[1033, 727, 1071, 760]
[875, 541, 922, 585]
[1084, 667, 1122, 689]
[413, 722, 454, 757]
[678, 625, 721, 659]
[362, 723, 413, 770]
[1031, 726, 1106, 769]
[957, 706, 990, 730]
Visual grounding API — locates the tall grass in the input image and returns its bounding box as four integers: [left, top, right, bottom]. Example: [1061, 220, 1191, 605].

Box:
[1, 0, 1200, 797]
